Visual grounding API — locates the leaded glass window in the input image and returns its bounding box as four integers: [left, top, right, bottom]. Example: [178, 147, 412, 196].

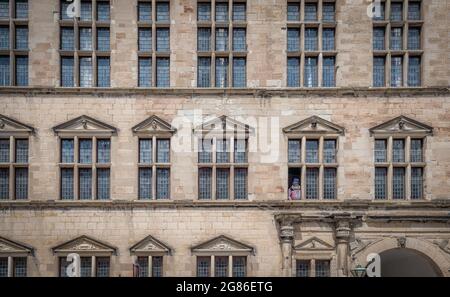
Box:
[139, 139, 152, 163]
[305, 168, 319, 199]
[61, 57, 74, 87]
[305, 140, 319, 163]
[156, 2, 169, 22]
[304, 3, 317, 21]
[97, 28, 110, 51]
[0, 56, 10, 86]
[322, 3, 335, 22]
[323, 168, 336, 199]
[393, 167, 405, 199]
[198, 28, 211, 51]
[372, 1, 385, 20]
[214, 256, 228, 277]
[14, 168, 27, 199]
[197, 57, 211, 87]
[13, 258, 27, 277]
[287, 28, 300, 52]
[199, 139, 212, 163]
[215, 57, 228, 87]
[198, 167, 212, 199]
[216, 168, 229, 199]
[80, 257, 91, 277]
[323, 139, 336, 163]
[96, 1, 110, 22]
[79, 57, 93, 87]
[304, 57, 318, 87]
[296, 260, 310, 277]
[80, 1, 92, 21]
[156, 168, 169, 199]
[215, 3, 228, 22]
[139, 28, 152, 52]
[287, 2, 300, 21]
[15, 139, 28, 163]
[232, 2, 245, 21]
[233, 28, 246, 51]
[197, 2, 211, 21]
[233, 256, 246, 277]
[59, 257, 69, 277]
[61, 168, 74, 200]
[373, 27, 385, 50]
[156, 28, 170, 52]
[407, 27, 420, 50]
[232, 57, 246, 87]
[305, 28, 318, 51]
[152, 256, 163, 277]
[138, 2, 152, 21]
[288, 140, 301, 163]
[15, 56, 28, 86]
[216, 139, 229, 163]
[408, 1, 421, 20]
[61, 27, 74, 51]
[79, 28, 92, 50]
[138, 168, 152, 199]
[96, 257, 109, 277]
[410, 139, 422, 162]
[0, 26, 9, 49]
[137, 257, 148, 277]
[390, 2, 403, 21]
[0, 257, 8, 277]
[393, 139, 405, 163]
[315, 260, 330, 277]
[97, 139, 111, 163]
[215, 28, 228, 51]
[138, 58, 151, 87]
[390, 56, 403, 87]
[79, 139, 92, 164]
[374, 139, 387, 162]
[0, 0, 8, 19]
[197, 257, 210, 277]
[375, 167, 387, 199]
[408, 56, 421, 87]
[411, 167, 423, 199]
[322, 57, 335, 87]
[234, 168, 247, 199]
[157, 139, 170, 163]
[61, 139, 74, 163]
[373, 56, 385, 87]
[97, 168, 110, 200]
[234, 139, 247, 163]
[322, 29, 335, 51]
[0, 139, 9, 162]
[287, 57, 300, 87]
[390, 27, 403, 50]
[156, 58, 170, 87]
[0, 168, 9, 199]
[79, 168, 92, 200]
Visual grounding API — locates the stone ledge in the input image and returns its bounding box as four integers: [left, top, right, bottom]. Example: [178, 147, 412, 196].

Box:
[0, 87, 449, 98]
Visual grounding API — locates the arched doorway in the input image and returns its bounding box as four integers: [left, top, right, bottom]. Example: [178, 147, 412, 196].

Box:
[380, 248, 443, 277]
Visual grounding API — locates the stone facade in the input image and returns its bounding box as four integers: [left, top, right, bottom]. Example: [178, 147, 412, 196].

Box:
[0, 0, 449, 277]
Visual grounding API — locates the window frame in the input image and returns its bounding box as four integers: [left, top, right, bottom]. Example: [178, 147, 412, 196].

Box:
[294, 257, 332, 277]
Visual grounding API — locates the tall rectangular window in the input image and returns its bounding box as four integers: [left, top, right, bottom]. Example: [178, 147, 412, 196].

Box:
[288, 139, 301, 163]
[79, 168, 92, 200]
[14, 167, 28, 199]
[407, 27, 420, 50]
[96, 257, 110, 277]
[15, 0, 28, 19]
[156, 28, 170, 52]
[296, 260, 310, 277]
[232, 257, 246, 277]
[393, 167, 405, 199]
[215, 256, 228, 277]
[390, 2, 403, 21]
[411, 167, 423, 199]
[156, 139, 170, 163]
[375, 167, 387, 199]
[136, 257, 148, 277]
[215, 57, 228, 87]
[61, 168, 74, 200]
[138, 57, 151, 87]
[374, 139, 387, 162]
[323, 139, 336, 163]
[315, 260, 330, 277]
[408, 1, 421, 20]
[322, 29, 335, 51]
[232, 28, 246, 51]
[323, 168, 336, 199]
[15, 56, 28, 86]
[0, 0, 8, 19]
[97, 168, 110, 200]
[390, 56, 403, 87]
[215, 2, 228, 22]
[198, 28, 211, 51]
[197, 257, 210, 277]
[97, 1, 110, 21]
[287, 57, 300, 87]
[61, 27, 74, 50]
[410, 139, 423, 162]
[304, 3, 317, 21]
[156, 58, 170, 87]
[0, 257, 7, 276]
[198, 2, 211, 21]
[139, 139, 152, 164]
[156, 2, 170, 22]
[0, 56, 10, 86]
[305, 168, 319, 199]
[234, 168, 247, 199]
[322, 57, 335, 87]
[13, 258, 27, 277]
[15, 139, 28, 163]
[152, 256, 163, 277]
[79, 28, 92, 51]
[322, 3, 335, 22]
[373, 56, 385, 87]
[97, 28, 110, 51]
[304, 28, 318, 51]
[216, 139, 229, 163]
[198, 139, 212, 163]
[373, 27, 385, 50]
[232, 58, 246, 87]
[79, 139, 92, 164]
[287, 28, 300, 52]
[0, 169, 8, 199]
[408, 56, 421, 86]
[372, 1, 385, 20]
[156, 168, 170, 199]
[215, 28, 228, 51]
[139, 168, 152, 199]
[140, 28, 153, 52]
[392, 139, 405, 163]
[0, 26, 8, 49]
[198, 167, 212, 199]
[80, 1, 92, 21]
[97, 139, 111, 163]
[97, 57, 110, 87]
[61, 139, 74, 163]
[306, 140, 319, 163]
[0, 139, 9, 162]
[234, 139, 247, 163]
[197, 57, 211, 87]
[232, 2, 246, 21]
[390, 27, 403, 51]
[304, 57, 318, 87]
[287, 2, 300, 21]
[216, 168, 230, 199]
[138, 1, 152, 21]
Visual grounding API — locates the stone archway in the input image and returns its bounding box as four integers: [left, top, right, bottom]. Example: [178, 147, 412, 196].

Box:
[353, 237, 450, 277]
[380, 248, 442, 277]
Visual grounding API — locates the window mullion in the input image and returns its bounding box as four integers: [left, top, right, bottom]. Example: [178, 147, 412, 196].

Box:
[148, 255, 153, 277]
[319, 136, 324, 199]
[387, 136, 393, 200]
[152, 136, 157, 199]
[405, 136, 411, 200]
[7, 256, 12, 277]
[74, 136, 79, 200]
[92, 136, 97, 200]
[8, 136, 14, 200]
[212, 137, 216, 200]
[91, 255, 96, 277]
[228, 255, 232, 277]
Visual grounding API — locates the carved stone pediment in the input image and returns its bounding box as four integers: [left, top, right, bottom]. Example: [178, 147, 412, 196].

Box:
[283, 116, 345, 135]
[52, 235, 117, 254]
[0, 114, 35, 135]
[191, 235, 254, 254]
[0, 236, 34, 255]
[294, 237, 334, 251]
[130, 235, 172, 255]
[132, 115, 177, 136]
[52, 115, 117, 136]
[369, 115, 433, 136]
[194, 115, 255, 137]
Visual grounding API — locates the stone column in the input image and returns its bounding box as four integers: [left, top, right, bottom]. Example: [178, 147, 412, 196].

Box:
[335, 220, 351, 277]
[280, 225, 294, 277]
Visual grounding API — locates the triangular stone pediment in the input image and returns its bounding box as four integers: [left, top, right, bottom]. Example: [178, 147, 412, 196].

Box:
[192, 235, 254, 254]
[194, 115, 255, 136]
[132, 115, 176, 135]
[0, 236, 34, 255]
[294, 237, 334, 251]
[0, 114, 35, 135]
[283, 116, 345, 135]
[52, 235, 117, 254]
[52, 115, 117, 136]
[130, 235, 172, 255]
[369, 116, 433, 136]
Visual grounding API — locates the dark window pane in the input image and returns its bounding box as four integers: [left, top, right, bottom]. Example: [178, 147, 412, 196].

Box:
[157, 139, 170, 163]
[61, 27, 74, 50]
[232, 57, 246, 87]
[139, 28, 152, 51]
[197, 257, 210, 277]
[323, 168, 336, 199]
[216, 139, 229, 163]
[216, 168, 230, 199]
[305, 140, 319, 163]
[233, 28, 246, 51]
[80, 257, 91, 277]
[393, 167, 405, 199]
[156, 58, 170, 87]
[287, 2, 300, 21]
[373, 27, 385, 50]
[375, 167, 387, 199]
[215, 256, 228, 277]
[304, 28, 318, 51]
[232, 2, 246, 21]
[61, 139, 74, 163]
[97, 139, 111, 163]
[305, 167, 319, 199]
[322, 28, 335, 51]
[60, 1, 71, 20]
[137, 256, 148, 277]
[0, 139, 9, 162]
[198, 138, 212, 163]
[392, 139, 405, 162]
[287, 57, 300, 87]
[315, 260, 330, 277]
[232, 256, 246, 277]
[408, 1, 421, 20]
[15, 56, 28, 86]
[197, 57, 211, 87]
[198, 167, 212, 199]
[138, 168, 152, 199]
[288, 139, 301, 163]
[79, 28, 92, 50]
[15, 139, 28, 163]
[197, 28, 211, 51]
[234, 168, 247, 199]
[322, 3, 335, 22]
[408, 27, 420, 50]
[80, 1, 92, 21]
[322, 57, 335, 87]
[139, 139, 152, 163]
[96, 257, 109, 277]
[152, 256, 163, 277]
[138, 58, 151, 87]
[215, 57, 228, 87]
[197, 2, 211, 21]
[79, 139, 92, 164]
[97, 1, 110, 21]
[324, 139, 336, 163]
[0, 26, 9, 49]
[390, 2, 403, 21]
[97, 57, 110, 87]
[373, 56, 385, 87]
[304, 3, 317, 21]
[390, 56, 403, 87]
[408, 56, 421, 86]
[390, 27, 402, 50]
[411, 167, 423, 199]
[156, 2, 169, 22]
[215, 3, 228, 22]
[304, 57, 318, 87]
[374, 139, 387, 162]
[287, 28, 300, 52]
[156, 28, 169, 51]
[0, 0, 8, 19]
[215, 28, 228, 51]
[97, 168, 110, 200]
[156, 168, 170, 199]
[296, 260, 310, 277]
[234, 139, 247, 163]
[13, 257, 27, 277]
[15, 168, 28, 199]
[79, 57, 93, 87]
[0, 168, 9, 199]
[97, 28, 110, 51]
[61, 168, 74, 200]
[138, 2, 151, 21]
[79, 168, 92, 200]
[410, 139, 423, 162]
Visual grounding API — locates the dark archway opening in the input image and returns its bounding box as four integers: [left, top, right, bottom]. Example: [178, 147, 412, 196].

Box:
[380, 248, 443, 277]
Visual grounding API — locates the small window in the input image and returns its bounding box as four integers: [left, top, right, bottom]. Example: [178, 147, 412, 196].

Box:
[315, 260, 330, 277]
[215, 2, 228, 22]
[197, 256, 211, 277]
[296, 260, 310, 277]
[198, 2, 211, 21]
[156, 2, 170, 22]
[96, 1, 110, 22]
[232, 2, 246, 21]
[287, 2, 300, 21]
[138, 1, 152, 22]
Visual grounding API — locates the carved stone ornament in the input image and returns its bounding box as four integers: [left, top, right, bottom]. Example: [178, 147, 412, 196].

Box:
[151, 120, 158, 130]
[81, 119, 88, 129]
[335, 220, 351, 240]
[433, 239, 450, 255]
[280, 225, 294, 242]
[210, 242, 234, 250]
[72, 242, 99, 250]
[143, 243, 157, 250]
[397, 237, 407, 248]
[0, 119, 4, 129]
[0, 243, 13, 251]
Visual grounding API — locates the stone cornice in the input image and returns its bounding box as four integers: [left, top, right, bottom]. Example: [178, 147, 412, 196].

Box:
[0, 199, 449, 211]
[0, 87, 448, 98]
